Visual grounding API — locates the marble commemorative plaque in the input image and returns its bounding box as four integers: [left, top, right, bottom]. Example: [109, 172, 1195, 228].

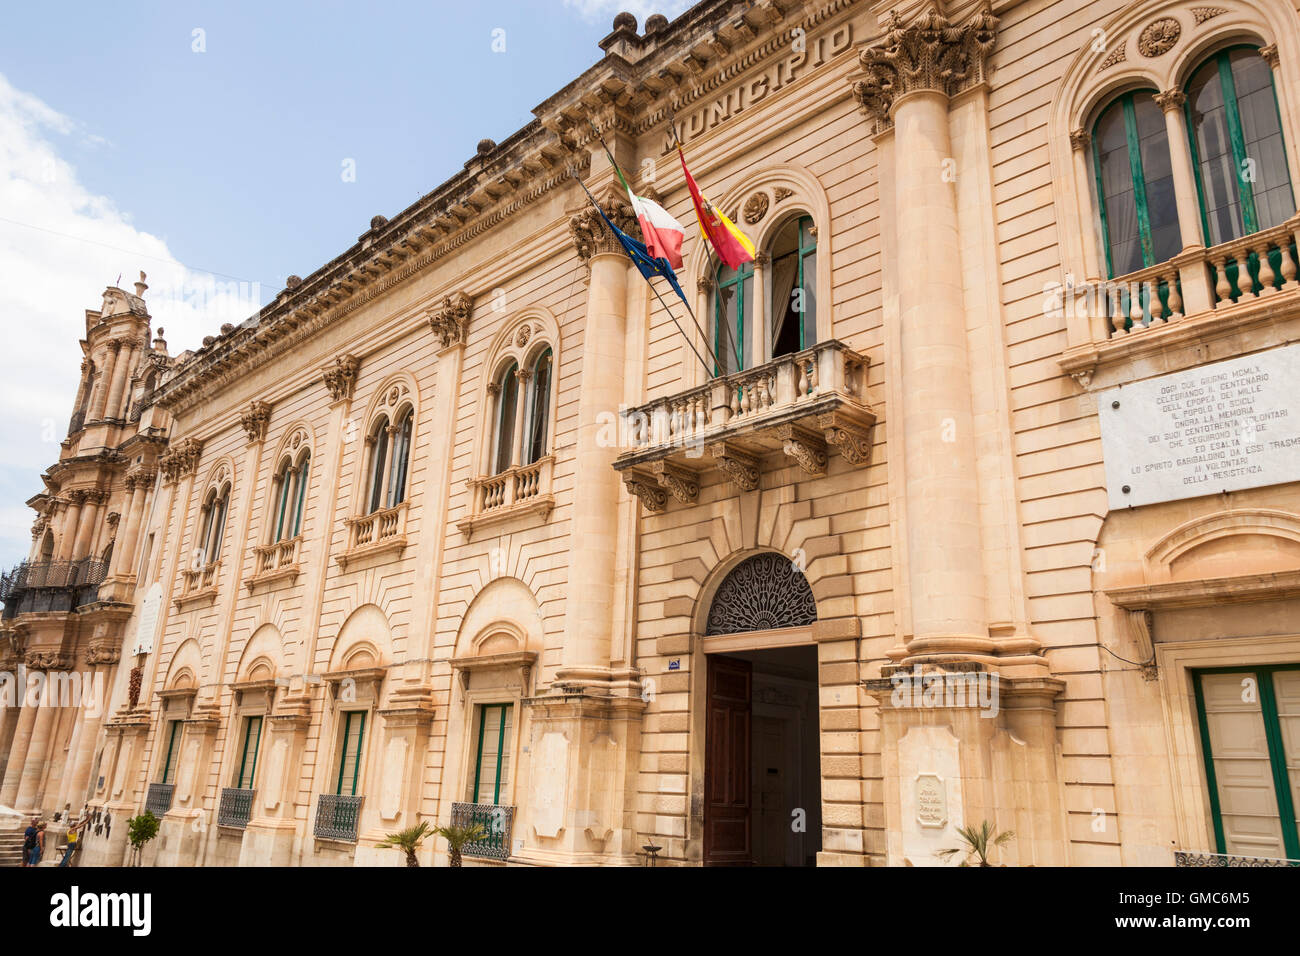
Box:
[1099, 344, 1300, 509]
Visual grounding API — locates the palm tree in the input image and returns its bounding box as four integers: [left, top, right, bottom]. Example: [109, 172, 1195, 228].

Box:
[937, 820, 1015, 867]
[376, 821, 434, 868]
[435, 822, 486, 868]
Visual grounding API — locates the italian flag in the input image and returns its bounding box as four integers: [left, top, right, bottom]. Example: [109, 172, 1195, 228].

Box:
[611, 162, 685, 270]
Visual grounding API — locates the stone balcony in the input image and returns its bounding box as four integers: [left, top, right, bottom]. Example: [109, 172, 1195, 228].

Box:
[337, 501, 408, 569]
[613, 339, 875, 513]
[458, 456, 555, 538]
[175, 560, 220, 609]
[1061, 215, 1300, 385]
[245, 534, 303, 590]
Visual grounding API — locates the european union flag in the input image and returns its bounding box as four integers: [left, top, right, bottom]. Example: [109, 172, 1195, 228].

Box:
[582, 181, 692, 313]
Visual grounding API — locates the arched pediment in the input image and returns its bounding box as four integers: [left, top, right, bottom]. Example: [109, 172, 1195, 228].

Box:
[1147, 509, 1300, 582]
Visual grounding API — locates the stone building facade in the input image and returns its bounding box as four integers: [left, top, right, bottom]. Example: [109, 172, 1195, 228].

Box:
[2, 0, 1299, 867]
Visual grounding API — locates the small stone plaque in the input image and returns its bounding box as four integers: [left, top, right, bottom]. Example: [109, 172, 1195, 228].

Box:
[1099, 344, 1300, 509]
[915, 773, 947, 829]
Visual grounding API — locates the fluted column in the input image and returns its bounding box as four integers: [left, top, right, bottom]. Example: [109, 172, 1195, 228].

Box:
[14, 661, 64, 813]
[560, 203, 631, 677]
[110, 474, 150, 579]
[855, 5, 997, 660]
[73, 490, 103, 559]
[88, 343, 118, 421]
[56, 492, 86, 561]
[104, 340, 133, 421]
[0, 695, 38, 805]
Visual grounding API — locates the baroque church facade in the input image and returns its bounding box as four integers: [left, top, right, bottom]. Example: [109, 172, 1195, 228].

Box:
[3, 0, 1300, 867]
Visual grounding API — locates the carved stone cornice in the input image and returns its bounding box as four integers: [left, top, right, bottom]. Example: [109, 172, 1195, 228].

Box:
[568, 189, 639, 264]
[853, 3, 998, 130]
[427, 292, 473, 350]
[86, 644, 121, 666]
[158, 437, 204, 483]
[126, 466, 157, 491]
[322, 354, 361, 404]
[240, 400, 272, 444]
[26, 651, 73, 672]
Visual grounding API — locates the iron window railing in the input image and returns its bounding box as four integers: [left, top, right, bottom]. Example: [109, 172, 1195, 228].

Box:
[0, 558, 108, 619]
[144, 782, 175, 818]
[217, 787, 256, 829]
[314, 794, 363, 842]
[1174, 850, 1300, 867]
[450, 802, 515, 861]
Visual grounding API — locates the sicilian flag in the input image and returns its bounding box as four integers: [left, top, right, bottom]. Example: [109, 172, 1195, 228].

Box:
[677, 146, 755, 271]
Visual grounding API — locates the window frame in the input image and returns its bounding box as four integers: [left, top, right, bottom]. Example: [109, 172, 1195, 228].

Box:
[492, 362, 520, 475]
[334, 710, 367, 797]
[1092, 89, 1167, 278]
[471, 702, 512, 806]
[768, 214, 818, 357]
[1185, 45, 1294, 245]
[1193, 663, 1300, 860]
[235, 714, 263, 790]
[713, 259, 754, 376]
[159, 719, 183, 784]
[523, 348, 553, 466]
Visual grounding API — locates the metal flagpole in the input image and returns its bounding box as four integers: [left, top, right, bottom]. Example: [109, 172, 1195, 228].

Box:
[569, 168, 716, 381]
[586, 118, 725, 377]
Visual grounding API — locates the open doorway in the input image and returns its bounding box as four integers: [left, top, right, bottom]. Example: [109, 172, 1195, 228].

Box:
[703, 644, 821, 866]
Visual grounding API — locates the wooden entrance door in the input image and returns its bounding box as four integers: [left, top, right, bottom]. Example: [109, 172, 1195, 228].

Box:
[704, 655, 752, 865]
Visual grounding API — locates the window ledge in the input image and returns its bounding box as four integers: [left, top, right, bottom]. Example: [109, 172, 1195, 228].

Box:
[243, 565, 301, 591]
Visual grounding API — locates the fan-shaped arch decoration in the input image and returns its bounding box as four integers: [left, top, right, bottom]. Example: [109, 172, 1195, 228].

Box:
[705, 553, 817, 635]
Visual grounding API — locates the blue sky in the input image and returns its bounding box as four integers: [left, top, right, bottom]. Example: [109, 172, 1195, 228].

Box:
[0, 0, 690, 569]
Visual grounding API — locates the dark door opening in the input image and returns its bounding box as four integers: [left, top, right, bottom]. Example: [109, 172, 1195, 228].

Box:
[704, 644, 821, 866]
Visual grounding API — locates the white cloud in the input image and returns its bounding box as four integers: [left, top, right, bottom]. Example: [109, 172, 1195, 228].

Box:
[562, 0, 692, 26]
[0, 72, 258, 569]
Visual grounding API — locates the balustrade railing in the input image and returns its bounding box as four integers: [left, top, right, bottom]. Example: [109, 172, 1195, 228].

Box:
[314, 794, 363, 842]
[253, 535, 301, 576]
[1101, 217, 1300, 337]
[179, 560, 220, 598]
[465, 457, 555, 528]
[621, 339, 869, 455]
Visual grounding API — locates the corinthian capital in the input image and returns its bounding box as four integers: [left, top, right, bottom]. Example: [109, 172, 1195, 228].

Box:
[240, 400, 272, 444]
[158, 436, 205, 483]
[427, 292, 474, 350]
[322, 354, 361, 404]
[568, 188, 639, 265]
[853, 3, 999, 130]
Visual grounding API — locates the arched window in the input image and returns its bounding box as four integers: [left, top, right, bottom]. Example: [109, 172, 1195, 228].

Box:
[1187, 46, 1294, 246]
[39, 530, 54, 562]
[364, 406, 413, 513]
[270, 450, 311, 542]
[769, 215, 818, 358]
[1093, 91, 1181, 277]
[386, 410, 412, 507]
[493, 362, 519, 474]
[523, 348, 552, 466]
[366, 416, 390, 514]
[713, 260, 753, 375]
[198, 484, 231, 564]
